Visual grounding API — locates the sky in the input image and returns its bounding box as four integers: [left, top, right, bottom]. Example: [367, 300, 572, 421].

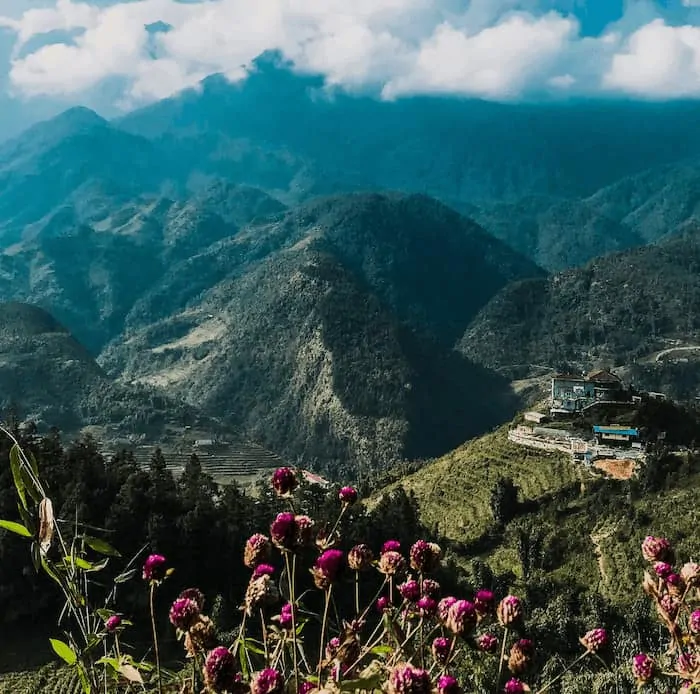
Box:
[2, 0, 700, 137]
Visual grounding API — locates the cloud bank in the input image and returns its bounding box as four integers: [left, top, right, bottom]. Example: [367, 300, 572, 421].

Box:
[2, 0, 700, 108]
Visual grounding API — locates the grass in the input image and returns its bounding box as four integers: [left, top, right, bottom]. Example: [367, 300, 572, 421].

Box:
[0, 666, 79, 694]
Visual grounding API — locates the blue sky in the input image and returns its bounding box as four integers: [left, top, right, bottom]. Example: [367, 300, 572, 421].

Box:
[1, 0, 700, 138]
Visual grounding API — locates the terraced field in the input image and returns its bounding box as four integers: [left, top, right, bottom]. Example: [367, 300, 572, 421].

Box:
[0, 665, 79, 694]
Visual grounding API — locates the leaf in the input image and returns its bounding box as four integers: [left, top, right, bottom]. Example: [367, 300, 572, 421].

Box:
[118, 664, 143, 683]
[64, 556, 95, 571]
[0, 519, 31, 537]
[238, 641, 249, 679]
[84, 536, 121, 557]
[9, 446, 27, 511]
[369, 645, 393, 656]
[38, 498, 55, 555]
[242, 638, 265, 656]
[20, 466, 42, 504]
[31, 541, 41, 572]
[50, 638, 77, 666]
[114, 568, 137, 584]
[96, 656, 120, 672]
[76, 662, 91, 694]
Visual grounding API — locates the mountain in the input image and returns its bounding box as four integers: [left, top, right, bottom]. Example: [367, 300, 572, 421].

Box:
[100, 193, 539, 473]
[459, 225, 700, 383]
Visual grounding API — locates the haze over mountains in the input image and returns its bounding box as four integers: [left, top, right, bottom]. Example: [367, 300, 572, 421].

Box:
[4, 61, 700, 473]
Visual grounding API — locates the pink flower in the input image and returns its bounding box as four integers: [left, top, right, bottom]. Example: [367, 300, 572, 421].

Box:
[653, 561, 673, 579]
[251, 668, 285, 694]
[253, 564, 276, 579]
[497, 595, 523, 626]
[660, 594, 680, 618]
[169, 597, 201, 631]
[409, 540, 442, 573]
[690, 610, 700, 634]
[203, 647, 237, 693]
[178, 588, 205, 611]
[339, 486, 358, 505]
[475, 589, 495, 616]
[272, 467, 297, 496]
[421, 579, 441, 598]
[348, 544, 374, 571]
[437, 675, 461, 694]
[378, 550, 406, 576]
[445, 600, 477, 636]
[398, 579, 421, 602]
[377, 596, 390, 612]
[270, 512, 297, 550]
[503, 679, 527, 694]
[432, 637, 450, 664]
[641, 536, 672, 563]
[278, 603, 294, 629]
[244, 534, 272, 568]
[477, 633, 499, 653]
[437, 597, 457, 623]
[381, 540, 401, 554]
[142, 554, 167, 582]
[418, 596, 437, 616]
[580, 628, 608, 653]
[298, 682, 315, 694]
[105, 615, 121, 633]
[311, 549, 345, 589]
[387, 663, 432, 694]
[632, 653, 655, 683]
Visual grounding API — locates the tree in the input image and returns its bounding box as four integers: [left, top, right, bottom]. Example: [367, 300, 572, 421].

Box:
[490, 477, 519, 527]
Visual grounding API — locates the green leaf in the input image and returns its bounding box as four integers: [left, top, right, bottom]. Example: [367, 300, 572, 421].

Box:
[96, 656, 120, 672]
[9, 446, 27, 511]
[84, 536, 121, 557]
[76, 662, 91, 694]
[242, 638, 265, 656]
[41, 557, 64, 586]
[369, 645, 393, 656]
[0, 519, 31, 537]
[50, 638, 77, 666]
[20, 466, 41, 504]
[238, 641, 249, 679]
[64, 556, 95, 571]
[114, 568, 137, 583]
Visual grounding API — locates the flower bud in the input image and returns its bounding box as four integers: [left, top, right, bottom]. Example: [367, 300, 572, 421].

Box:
[445, 600, 477, 636]
[398, 579, 421, 602]
[142, 554, 167, 582]
[251, 668, 285, 694]
[508, 639, 534, 675]
[503, 679, 529, 694]
[641, 536, 672, 563]
[409, 540, 442, 573]
[272, 467, 297, 496]
[311, 549, 344, 590]
[348, 544, 374, 571]
[169, 597, 201, 631]
[477, 633, 499, 653]
[387, 663, 432, 694]
[632, 653, 655, 683]
[437, 675, 461, 694]
[339, 486, 358, 505]
[475, 589, 495, 617]
[245, 575, 280, 615]
[432, 637, 451, 664]
[580, 628, 607, 653]
[244, 534, 272, 568]
[379, 550, 407, 576]
[682, 562, 700, 586]
[203, 647, 238, 694]
[690, 609, 700, 634]
[105, 615, 121, 633]
[382, 540, 401, 554]
[497, 596, 523, 626]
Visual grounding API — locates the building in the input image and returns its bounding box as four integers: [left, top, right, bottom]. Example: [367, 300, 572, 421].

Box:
[593, 425, 640, 446]
[587, 370, 623, 400]
[550, 370, 627, 415]
[524, 411, 548, 424]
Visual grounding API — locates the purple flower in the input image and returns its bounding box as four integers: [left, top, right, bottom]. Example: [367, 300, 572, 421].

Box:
[272, 467, 297, 496]
[339, 486, 358, 505]
[653, 561, 673, 579]
[437, 596, 457, 623]
[142, 554, 167, 582]
[325, 637, 341, 660]
[244, 534, 272, 568]
[378, 550, 406, 576]
[432, 637, 451, 664]
[418, 596, 437, 616]
[251, 668, 285, 694]
[298, 682, 315, 694]
[348, 544, 374, 571]
[178, 588, 205, 611]
[497, 595, 523, 626]
[278, 603, 294, 629]
[508, 639, 534, 674]
[474, 589, 495, 616]
[105, 615, 121, 633]
[381, 540, 401, 554]
[270, 513, 297, 550]
[253, 564, 276, 579]
[667, 572, 683, 588]
[446, 600, 477, 636]
[169, 597, 201, 631]
[421, 579, 441, 598]
[503, 679, 527, 694]
[387, 663, 432, 694]
[641, 536, 672, 563]
[311, 549, 344, 589]
[398, 579, 421, 602]
[632, 653, 655, 683]
[690, 609, 700, 634]
[580, 628, 608, 653]
[294, 515, 315, 547]
[678, 653, 698, 676]
[477, 633, 499, 653]
[377, 596, 390, 612]
[203, 647, 238, 693]
[437, 675, 461, 694]
[409, 540, 442, 573]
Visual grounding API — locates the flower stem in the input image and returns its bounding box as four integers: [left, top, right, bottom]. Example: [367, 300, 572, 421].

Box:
[149, 583, 163, 694]
[284, 552, 300, 684]
[318, 585, 333, 682]
[355, 571, 360, 615]
[494, 627, 508, 694]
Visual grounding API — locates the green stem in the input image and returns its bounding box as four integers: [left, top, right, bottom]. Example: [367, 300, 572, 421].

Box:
[318, 586, 333, 683]
[494, 627, 508, 694]
[149, 583, 163, 694]
[536, 651, 590, 693]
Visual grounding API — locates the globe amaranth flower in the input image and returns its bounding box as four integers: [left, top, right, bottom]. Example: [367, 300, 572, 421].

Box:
[270, 513, 297, 551]
[387, 663, 432, 694]
[660, 594, 680, 619]
[409, 540, 442, 573]
[632, 653, 655, 683]
[437, 675, 461, 694]
[325, 637, 341, 660]
[503, 679, 529, 694]
[690, 609, 700, 634]
[272, 467, 297, 496]
[253, 564, 275, 579]
[204, 646, 238, 694]
[418, 596, 437, 616]
[185, 615, 216, 657]
[446, 600, 477, 636]
[377, 596, 390, 612]
[580, 628, 608, 653]
[179, 588, 205, 611]
[105, 615, 122, 633]
[169, 597, 201, 631]
[497, 596, 523, 626]
[251, 668, 285, 694]
[381, 540, 401, 554]
[245, 575, 280, 616]
[437, 597, 457, 623]
[398, 579, 421, 602]
[477, 633, 499, 653]
[311, 549, 344, 590]
[642, 536, 672, 563]
[347, 544, 374, 571]
[421, 578, 441, 598]
[142, 554, 167, 582]
[681, 561, 700, 585]
[474, 589, 495, 617]
[508, 639, 534, 675]
[432, 637, 451, 665]
[278, 603, 294, 629]
[653, 561, 674, 579]
[294, 515, 315, 547]
[339, 486, 358, 505]
[378, 550, 406, 576]
[244, 534, 272, 568]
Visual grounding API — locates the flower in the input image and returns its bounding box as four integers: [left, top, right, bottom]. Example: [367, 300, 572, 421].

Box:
[105, 615, 121, 633]
[398, 579, 421, 602]
[641, 536, 672, 563]
[142, 554, 167, 582]
[580, 628, 608, 653]
[409, 540, 442, 573]
[311, 549, 344, 589]
[445, 600, 477, 636]
[432, 637, 451, 664]
[270, 513, 297, 550]
[690, 609, 700, 634]
[653, 561, 673, 579]
[381, 540, 401, 554]
[437, 675, 461, 694]
[377, 596, 390, 612]
[437, 597, 457, 623]
[508, 639, 534, 675]
[298, 682, 315, 694]
[378, 551, 406, 576]
[339, 486, 358, 505]
[632, 653, 655, 683]
[497, 596, 523, 626]
[660, 594, 680, 619]
[421, 579, 441, 598]
[325, 637, 341, 660]
[169, 597, 201, 631]
[251, 668, 285, 694]
[294, 515, 315, 547]
[387, 663, 432, 694]
[179, 588, 205, 611]
[348, 544, 374, 571]
[418, 596, 437, 616]
[253, 564, 276, 579]
[272, 467, 297, 496]
[678, 653, 698, 676]
[244, 534, 272, 568]
[204, 647, 238, 694]
[245, 575, 280, 616]
[477, 633, 499, 653]
[503, 679, 528, 694]
[185, 615, 216, 657]
[475, 589, 495, 616]
[682, 562, 700, 586]
[278, 603, 294, 629]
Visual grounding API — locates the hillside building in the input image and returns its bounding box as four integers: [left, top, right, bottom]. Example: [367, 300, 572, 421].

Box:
[593, 425, 640, 446]
[550, 370, 626, 415]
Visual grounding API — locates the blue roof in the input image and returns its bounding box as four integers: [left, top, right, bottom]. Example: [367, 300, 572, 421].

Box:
[593, 426, 639, 436]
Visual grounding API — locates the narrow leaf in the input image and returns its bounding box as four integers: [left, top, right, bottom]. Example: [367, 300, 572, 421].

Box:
[0, 519, 31, 537]
[50, 638, 77, 666]
[84, 536, 121, 557]
[9, 446, 27, 510]
[114, 568, 137, 584]
[118, 664, 143, 683]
